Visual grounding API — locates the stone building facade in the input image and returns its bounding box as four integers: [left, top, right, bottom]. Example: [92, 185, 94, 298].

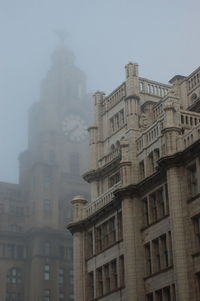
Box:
[0, 41, 90, 301]
[68, 63, 200, 301]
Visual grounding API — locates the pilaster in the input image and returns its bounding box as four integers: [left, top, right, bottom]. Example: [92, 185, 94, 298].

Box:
[71, 196, 88, 301]
[167, 166, 190, 301]
[122, 195, 145, 301]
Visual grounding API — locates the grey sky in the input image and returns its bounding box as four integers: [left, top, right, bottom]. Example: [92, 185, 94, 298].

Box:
[0, 0, 200, 183]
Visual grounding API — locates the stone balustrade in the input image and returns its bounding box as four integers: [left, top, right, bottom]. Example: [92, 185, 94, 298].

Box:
[180, 110, 200, 129]
[177, 122, 200, 151]
[139, 78, 169, 97]
[101, 83, 126, 115]
[187, 67, 200, 95]
[84, 183, 121, 217]
[136, 118, 163, 154]
[98, 148, 121, 168]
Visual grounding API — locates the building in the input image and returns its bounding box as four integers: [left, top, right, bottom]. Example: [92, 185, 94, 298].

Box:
[0, 40, 90, 301]
[68, 63, 200, 301]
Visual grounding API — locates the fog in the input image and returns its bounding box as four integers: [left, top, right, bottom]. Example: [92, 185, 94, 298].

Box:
[0, 0, 200, 183]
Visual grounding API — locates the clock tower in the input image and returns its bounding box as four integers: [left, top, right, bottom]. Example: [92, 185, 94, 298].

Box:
[18, 40, 91, 300]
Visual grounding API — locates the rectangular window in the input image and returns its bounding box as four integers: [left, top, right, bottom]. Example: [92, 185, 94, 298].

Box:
[44, 289, 50, 301]
[95, 226, 102, 253]
[188, 164, 198, 196]
[157, 188, 165, 219]
[139, 160, 145, 180]
[43, 199, 51, 214]
[110, 260, 118, 291]
[108, 172, 120, 188]
[59, 292, 64, 301]
[160, 234, 168, 269]
[87, 272, 94, 301]
[86, 231, 93, 258]
[193, 215, 200, 247]
[96, 268, 103, 297]
[145, 243, 152, 275]
[59, 268, 64, 285]
[44, 264, 50, 280]
[119, 255, 125, 288]
[149, 193, 158, 223]
[146, 293, 153, 301]
[155, 289, 162, 301]
[163, 286, 171, 301]
[108, 217, 116, 245]
[104, 264, 110, 294]
[143, 198, 149, 226]
[153, 239, 160, 273]
[117, 212, 123, 240]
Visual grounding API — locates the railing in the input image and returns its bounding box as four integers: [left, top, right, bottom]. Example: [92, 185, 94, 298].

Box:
[98, 148, 121, 168]
[153, 101, 164, 120]
[177, 123, 200, 150]
[180, 110, 200, 129]
[139, 78, 170, 97]
[84, 184, 121, 217]
[136, 118, 164, 154]
[187, 67, 200, 95]
[101, 83, 126, 115]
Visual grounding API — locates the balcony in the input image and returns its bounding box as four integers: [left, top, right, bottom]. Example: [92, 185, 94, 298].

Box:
[84, 183, 121, 217]
[98, 148, 121, 168]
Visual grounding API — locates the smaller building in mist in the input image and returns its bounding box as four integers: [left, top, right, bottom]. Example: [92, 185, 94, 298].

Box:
[68, 63, 200, 301]
[0, 41, 91, 301]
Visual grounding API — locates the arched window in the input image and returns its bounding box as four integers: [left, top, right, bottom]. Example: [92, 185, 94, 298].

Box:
[7, 268, 22, 284]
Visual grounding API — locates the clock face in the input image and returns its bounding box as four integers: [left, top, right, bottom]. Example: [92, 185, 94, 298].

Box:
[62, 114, 88, 142]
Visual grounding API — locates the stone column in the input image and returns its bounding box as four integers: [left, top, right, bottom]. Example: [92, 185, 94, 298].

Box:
[122, 195, 144, 301]
[167, 167, 190, 301]
[71, 196, 87, 301]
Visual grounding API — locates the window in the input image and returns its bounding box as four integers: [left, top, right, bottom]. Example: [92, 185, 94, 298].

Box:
[59, 246, 65, 260]
[146, 293, 153, 301]
[119, 255, 125, 287]
[150, 193, 158, 223]
[86, 231, 93, 258]
[153, 239, 160, 272]
[44, 264, 50, 280]
[43, 199, 51, 214]
[155, 289, 162, 301]
[59, 268, 64, 285]
[96, 268, 103, 297]
[145, 243, 152, 275]
[95, 217, 117, 254]
[117, 212, 123, 240]
[163, 286, 171, 301]
[7, 268, 22, 284]
[87, 272, 94, 301]
[104, 264, 110, 293]
[139, 160, 145, 180]
[143, 198, 149, 226]
[7, 244, 15, 258]
[44, 242, 51, 257]
[59, 292, 64, 301]
[44, 289, 50, 301]
[157, 188, 165, 219]
[95, 226, 102, 253]
[193, 215, 200, 247]
[108, 172, 120, 188]
[160, 235, 168, 268]
[188, 164, 198, 196]
[6, 292, 23, 301]
[110, 260, 118, 290]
